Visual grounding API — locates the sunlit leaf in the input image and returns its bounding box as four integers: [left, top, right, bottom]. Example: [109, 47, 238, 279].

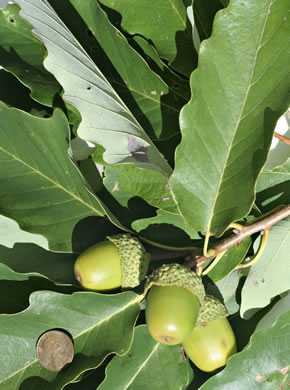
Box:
[0, 290, 141, 389]
[0, 104, 114, 251]
[98, 325, 193, 390]
[0, 215, 48, 250]
[170, 0, 289, 235]
[241, 217, 290, 318]
[49, 0, 187, 142]
[16, 0, 171, 179]
[100, 0, 197, 77]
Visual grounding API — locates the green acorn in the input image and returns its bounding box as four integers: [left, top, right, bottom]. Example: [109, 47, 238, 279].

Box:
[74, 234, 150, 291]
[183, 295, 237, 372]
[145, 263, 205, 345]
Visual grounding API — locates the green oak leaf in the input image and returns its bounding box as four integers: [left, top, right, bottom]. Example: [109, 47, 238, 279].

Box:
[0, 263, 78, 314]
[240, 217, 290, 318]
[129, 35, 190, 101]
[15, 0, 171, 179]
[93, 146, 178, 216]
[48, 0, 187, 142]
[255, 292, 290, 331]
[0, 103, 119, 252]
[0, 242, 77, 284]
[132, 209, 200, 241]
[0, 290, 141, 389]
[100, 0, 197, 77]
[256, 158, 290, 212]
[170, 0, 289, 235]
[104, 164, 177, 214]
[200, 311, 290, 390]
[0, 215, 49, 250]
[0, 3, 60, 106]
[64, 366, 106, 389]
[193, 0, 228, 41]
[98, 325, 193, 390]
[0, 68, 51, 114]
[207, 237, 252, 282]
[215, 270, 240, 315]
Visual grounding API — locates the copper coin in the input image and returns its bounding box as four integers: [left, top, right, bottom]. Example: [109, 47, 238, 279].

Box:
[36, 330, 74, 372]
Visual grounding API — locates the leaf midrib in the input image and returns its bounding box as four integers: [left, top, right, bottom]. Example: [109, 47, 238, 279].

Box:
[208, 1, 273, 233]
[1, 294, 142, 384]
[0, 145, 104, 217]
[168, 0, 192, 38]
[122, 342, 160, 388]
[18, 0, 173, 177]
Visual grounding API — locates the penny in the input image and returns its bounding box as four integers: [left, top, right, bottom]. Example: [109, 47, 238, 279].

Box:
[36, 330, 74, 372]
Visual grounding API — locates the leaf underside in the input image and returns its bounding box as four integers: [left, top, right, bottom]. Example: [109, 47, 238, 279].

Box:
[49, 0, 187, 143]
[241, 217, 290, 318]
[15, 0, 171, 178]
[256, 158, 290, 211]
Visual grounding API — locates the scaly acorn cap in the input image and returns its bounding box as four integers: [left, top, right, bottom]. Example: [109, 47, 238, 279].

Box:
[107, 233, 150, 288]
[144, 263, 205, 305]
[196, 295, 228, 327]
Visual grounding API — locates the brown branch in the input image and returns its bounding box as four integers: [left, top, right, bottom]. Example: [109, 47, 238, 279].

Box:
[274, 132, 290, 145]
[187, 205, 290, 269]
[149, 205, 290, 269]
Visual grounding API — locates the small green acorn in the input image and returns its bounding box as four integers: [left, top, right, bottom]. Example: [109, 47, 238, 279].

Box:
[145, 263, 205, 345]
[74, 233, 150, 291]
[182, 295, 237, 372]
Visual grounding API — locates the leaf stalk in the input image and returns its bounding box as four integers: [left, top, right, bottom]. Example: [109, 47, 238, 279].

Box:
[149, 205, 290, 271]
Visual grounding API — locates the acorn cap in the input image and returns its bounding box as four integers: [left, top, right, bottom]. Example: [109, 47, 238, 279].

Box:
[108, 233, 150, 288]
[145, 263, 205, 305]
[196, 295, 228, 327]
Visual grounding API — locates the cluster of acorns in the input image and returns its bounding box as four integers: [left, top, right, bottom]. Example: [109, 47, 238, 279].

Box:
[74, 234, 237, 372]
